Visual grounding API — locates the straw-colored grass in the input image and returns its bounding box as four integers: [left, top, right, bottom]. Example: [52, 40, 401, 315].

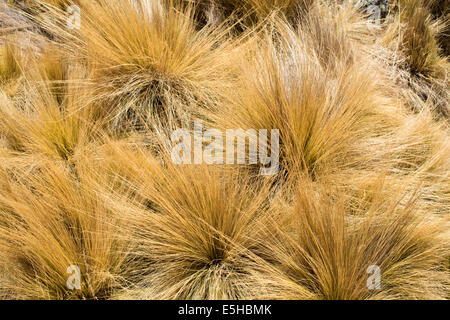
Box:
[0, 0, 448, 300]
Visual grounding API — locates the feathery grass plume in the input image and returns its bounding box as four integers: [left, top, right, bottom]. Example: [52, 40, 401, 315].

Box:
[89, 141, 281, 299]
[41, 0, 241, 134]
[0, 0, 449, 301]
[1, 1, 47, 55]
[0, 156, 138, 299]
[212, 16, 398, 182]
[385, 110, 450, 215]
[258, 180, 449, 300]
[35, 46, 71, 104]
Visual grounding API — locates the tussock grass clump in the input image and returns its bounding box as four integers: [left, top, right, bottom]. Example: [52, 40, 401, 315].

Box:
[213, 16, 397, 180]
[66, 0, 240, 132]
[400, 0, 447, 79]
[260, 182, 449, 300]
[86, 143, 278, 299]
[0, 158, 134, 299]
[0, 0, 449, 300]
[383, 0, 449, 118]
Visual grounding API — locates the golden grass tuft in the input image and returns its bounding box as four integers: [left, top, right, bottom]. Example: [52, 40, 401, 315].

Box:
[0, 157, 134, 299]
[383, 0, 449, 118]
[68, 0, 240, 132]
[99, 147, 278, 299]
[212, 14, 399, 180]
